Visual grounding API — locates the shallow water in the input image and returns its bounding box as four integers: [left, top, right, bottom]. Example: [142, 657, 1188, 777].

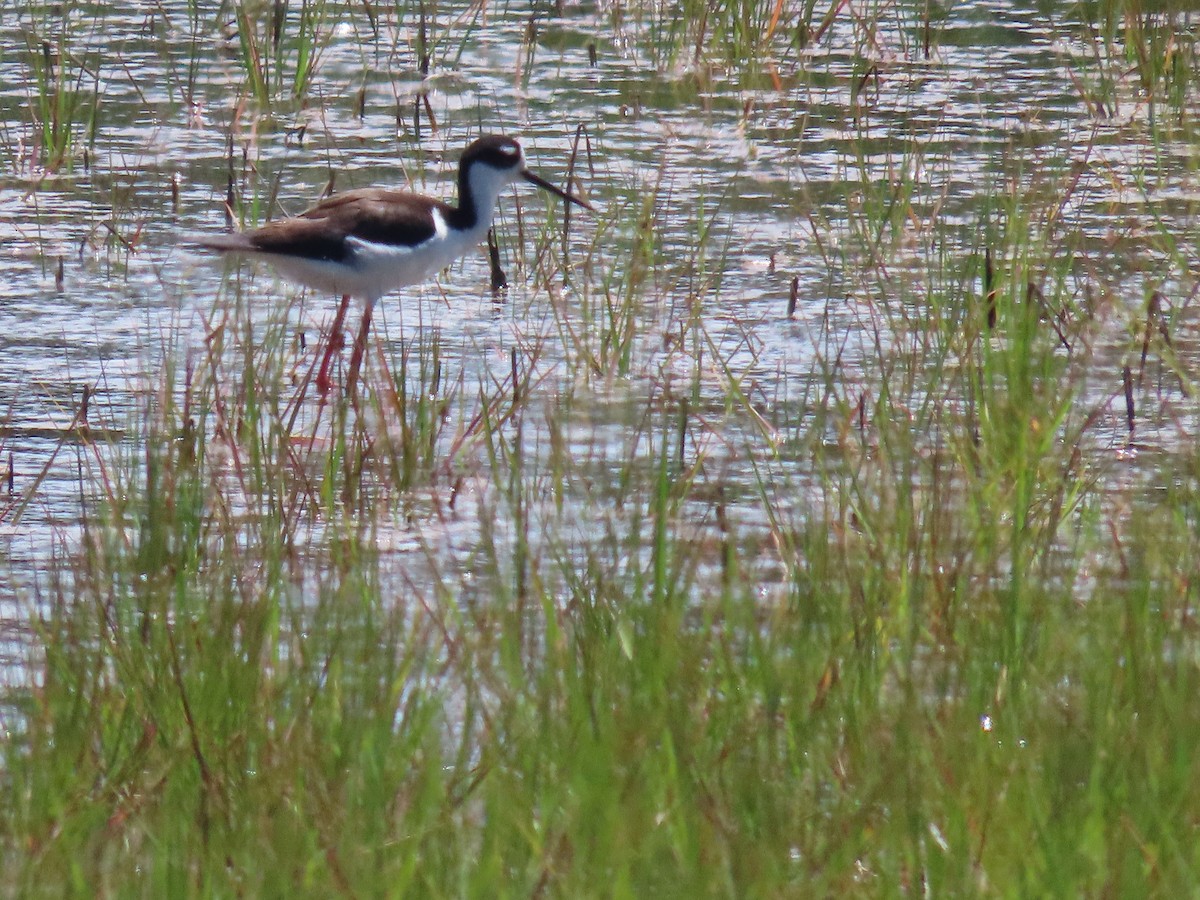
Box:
[2, 1, 1199, 662]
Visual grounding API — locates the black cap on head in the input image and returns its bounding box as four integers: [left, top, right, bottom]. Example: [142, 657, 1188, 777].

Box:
[462, 135, 524, 171]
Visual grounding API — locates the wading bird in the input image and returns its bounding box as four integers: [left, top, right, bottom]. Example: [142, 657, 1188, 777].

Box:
[193, 134, 591, 395]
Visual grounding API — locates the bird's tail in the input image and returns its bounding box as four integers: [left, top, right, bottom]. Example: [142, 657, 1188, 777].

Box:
[182, 232, 256, 253]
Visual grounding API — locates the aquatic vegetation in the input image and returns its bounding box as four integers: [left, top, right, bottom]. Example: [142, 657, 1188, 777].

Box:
[2, 0, 1200, 895]
[233, 0, 335, 106]
[10, 10, 104, 174]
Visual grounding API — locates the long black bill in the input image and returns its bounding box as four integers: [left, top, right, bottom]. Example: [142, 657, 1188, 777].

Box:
[523, 169, 593, 211]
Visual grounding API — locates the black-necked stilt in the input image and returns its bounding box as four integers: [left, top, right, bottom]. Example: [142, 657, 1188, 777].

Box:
[192, 134, 591, 395]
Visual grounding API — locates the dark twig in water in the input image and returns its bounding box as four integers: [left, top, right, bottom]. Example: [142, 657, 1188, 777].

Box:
[488, 228, 508, 294]
[563, 124, 590, 259]
[1027, 283, 1070, 351]
[1122, 365, 1135, 439]
[418, 0, 429, 75]
[511, 347, 520, 408]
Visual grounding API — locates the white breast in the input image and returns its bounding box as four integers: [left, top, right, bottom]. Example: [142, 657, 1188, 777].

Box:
[345, 209, 488, 302]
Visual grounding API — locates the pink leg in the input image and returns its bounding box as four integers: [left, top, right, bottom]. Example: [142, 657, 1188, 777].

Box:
[316, 294, 351, 396]
[347, 304, 374, 400]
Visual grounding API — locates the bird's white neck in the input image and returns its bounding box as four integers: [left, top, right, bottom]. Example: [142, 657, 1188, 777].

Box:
[457, 162, 518, 236]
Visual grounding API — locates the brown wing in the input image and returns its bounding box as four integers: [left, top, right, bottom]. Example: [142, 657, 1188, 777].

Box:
[194, 188, 451, 263]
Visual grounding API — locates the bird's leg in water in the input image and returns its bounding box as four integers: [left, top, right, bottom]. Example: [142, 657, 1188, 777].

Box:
[316, 294, 351, 396]
[347, 303, 374, 403]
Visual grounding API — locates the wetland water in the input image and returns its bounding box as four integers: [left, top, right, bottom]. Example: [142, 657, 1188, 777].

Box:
[1, 2, 1198, 666]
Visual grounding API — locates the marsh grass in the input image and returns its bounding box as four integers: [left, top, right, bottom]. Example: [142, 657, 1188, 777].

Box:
[11, 153, 1200, 894]
[233, 0, 333, 106]
[5, 0, 1200, 895]
[17, 15, 103, 174]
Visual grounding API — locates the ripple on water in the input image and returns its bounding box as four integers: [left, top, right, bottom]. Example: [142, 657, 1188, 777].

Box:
[1, 1, 1197, 663]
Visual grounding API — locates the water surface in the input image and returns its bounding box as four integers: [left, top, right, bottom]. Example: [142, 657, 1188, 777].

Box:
[2, 1, 1197, 659]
